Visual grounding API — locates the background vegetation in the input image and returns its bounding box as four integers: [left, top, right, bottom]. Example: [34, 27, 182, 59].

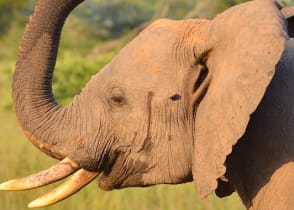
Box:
[0, 0, 293, 209]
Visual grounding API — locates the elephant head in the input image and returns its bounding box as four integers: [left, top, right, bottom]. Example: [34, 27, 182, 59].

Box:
[0, 0, 287, 208]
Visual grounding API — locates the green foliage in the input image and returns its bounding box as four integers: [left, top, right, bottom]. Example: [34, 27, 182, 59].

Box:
[282, 0, 294, 6]
[75, 0, 157, 39]
[0, 0, 29, 34]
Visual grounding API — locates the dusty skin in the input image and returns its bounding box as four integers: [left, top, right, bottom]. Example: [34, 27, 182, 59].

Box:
[0, 0, 294, 209]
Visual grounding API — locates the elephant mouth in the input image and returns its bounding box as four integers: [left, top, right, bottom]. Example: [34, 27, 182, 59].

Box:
[97, 150, 155, 191]
[0, 157, 100, 208]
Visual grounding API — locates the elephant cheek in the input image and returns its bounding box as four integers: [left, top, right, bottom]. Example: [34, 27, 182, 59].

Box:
[98, 155, 150, 190]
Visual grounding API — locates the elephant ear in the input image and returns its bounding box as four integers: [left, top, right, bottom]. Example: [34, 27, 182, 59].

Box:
[282, 7, 294, 37]
[192, 0, 287, 198]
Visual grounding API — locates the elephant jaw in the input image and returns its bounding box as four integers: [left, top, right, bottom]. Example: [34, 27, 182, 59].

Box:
[0, 157, 100, 208]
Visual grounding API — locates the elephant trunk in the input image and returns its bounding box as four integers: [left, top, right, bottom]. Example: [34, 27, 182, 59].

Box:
[13, 0, 84, 160]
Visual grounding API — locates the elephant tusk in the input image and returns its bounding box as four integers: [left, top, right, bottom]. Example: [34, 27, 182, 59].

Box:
[28, 169, 99, 208]
[0, 157, 79, 191]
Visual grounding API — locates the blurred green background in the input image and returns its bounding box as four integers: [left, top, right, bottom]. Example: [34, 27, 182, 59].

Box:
[0, 0, 293, 209]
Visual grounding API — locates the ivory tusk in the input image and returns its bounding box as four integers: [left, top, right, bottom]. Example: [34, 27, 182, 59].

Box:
[28, 169, 99, 208]
[0, 157, 79, 191]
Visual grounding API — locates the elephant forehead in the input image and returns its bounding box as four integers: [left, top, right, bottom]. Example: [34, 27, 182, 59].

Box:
[129, 27, 177, 70]
[99, 25, 174, 73]
[95, 20, 194, 92]
[111, 55, 182, 91]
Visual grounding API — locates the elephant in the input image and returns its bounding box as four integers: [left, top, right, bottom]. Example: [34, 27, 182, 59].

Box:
[0, 0, 293, 209]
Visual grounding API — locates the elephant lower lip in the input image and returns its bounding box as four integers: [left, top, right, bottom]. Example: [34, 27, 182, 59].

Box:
[98, 182, 114, 191]
[98, 174, 118, 191]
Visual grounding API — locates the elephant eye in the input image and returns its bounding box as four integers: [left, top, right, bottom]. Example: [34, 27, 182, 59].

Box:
[107, 87, 126, 107]
[169, 93, 182, 101]
[110, 95, 124, 105]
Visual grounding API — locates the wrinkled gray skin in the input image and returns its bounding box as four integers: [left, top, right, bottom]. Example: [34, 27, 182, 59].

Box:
[8, 0, 294, 209]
